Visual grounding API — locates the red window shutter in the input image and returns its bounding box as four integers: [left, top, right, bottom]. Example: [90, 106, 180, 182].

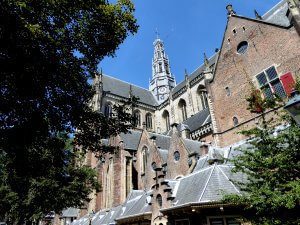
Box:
[280, 72, 295, 96]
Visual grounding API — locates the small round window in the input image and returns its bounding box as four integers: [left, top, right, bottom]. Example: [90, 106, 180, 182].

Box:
[237, 41, 248, 54]
[151, 162, 157, 170]
[174, 151, 180, 161]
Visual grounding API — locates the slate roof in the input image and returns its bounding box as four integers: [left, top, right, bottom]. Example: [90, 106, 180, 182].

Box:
[102, 75, 158, 106]
[119, 130, 142, 151]
[182, 108, 211, 132]
[158, 148, 169, 162]
[193, 155, 209, 172]
[61, 208, 79, 218]
[117, 191, 152, 221]
[170, 164, 241, 208]
[148, 132, 172, 150]
[262, 0, 290, 27]
[182, 139, 202, 154]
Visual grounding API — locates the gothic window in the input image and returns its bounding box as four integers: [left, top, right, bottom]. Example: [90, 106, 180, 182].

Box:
[178, 99, 187, 122]
[141, 147, 148, 174]
[133, 110, 141, 127]
[158, 51, 161, 58]
[165, 62, 169, 74]
[145, 113, 153, 130]
[159, 63, 162, 73]
[105, 158, 114, 208]
[256, 66, 286, 99]
[197, 86, 208, 111]
[125, 158, 131, 196]
[104, 103, 112, 118]
[162, 110, 170, 131]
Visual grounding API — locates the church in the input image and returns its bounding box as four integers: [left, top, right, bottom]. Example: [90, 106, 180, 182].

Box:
[60, 1, 300, 225]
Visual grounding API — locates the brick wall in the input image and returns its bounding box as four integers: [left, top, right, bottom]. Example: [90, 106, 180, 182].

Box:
[209, 15, 300, 147]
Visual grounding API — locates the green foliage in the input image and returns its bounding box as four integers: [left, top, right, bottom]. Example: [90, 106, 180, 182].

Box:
[224, 85, 300, 225]
[0, 0, 138, 223]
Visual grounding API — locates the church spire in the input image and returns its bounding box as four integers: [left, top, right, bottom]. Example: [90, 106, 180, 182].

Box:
[149, 36, 176, 104]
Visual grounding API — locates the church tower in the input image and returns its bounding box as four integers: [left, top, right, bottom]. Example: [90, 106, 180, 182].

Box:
[149, 37, 176, 104]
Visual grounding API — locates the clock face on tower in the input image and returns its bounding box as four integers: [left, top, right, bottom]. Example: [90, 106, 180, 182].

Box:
[159, 86, 167, 93]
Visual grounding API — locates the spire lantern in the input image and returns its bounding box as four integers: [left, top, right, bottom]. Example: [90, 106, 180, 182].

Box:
[149, 36, 176, 104]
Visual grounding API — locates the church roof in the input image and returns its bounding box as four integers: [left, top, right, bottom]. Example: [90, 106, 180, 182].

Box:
[117, 191, 152, 221]
[148, 132, 172, 150]
[120, 130, 143, 151]
[182, 108, 211, 132]
[102, 74, 158, 107]
[193, 155, 209, 172]
[262, 0, 290, 27]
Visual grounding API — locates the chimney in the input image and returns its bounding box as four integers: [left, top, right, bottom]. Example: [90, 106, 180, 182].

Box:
[179, 124, 190, 139]
[287, 0, 300, 36]
[226, 4, 236, 16]
[150, 135, 157, 146]
[200, 141, 209, 156]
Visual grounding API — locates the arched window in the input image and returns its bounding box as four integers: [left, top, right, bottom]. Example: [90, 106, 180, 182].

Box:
[159, 63, 162, 73]
[197, 86, 208, 111]
[156, 194, 162, 208]
[104, 103, 112, 118]
[141, 146, 148, 174]
[162, 110, 170, 131]
[233, 116, 239, 126]
[178, 99, 187, 122]
[133, 110, 141, 127]
[145, 113, 152, 130]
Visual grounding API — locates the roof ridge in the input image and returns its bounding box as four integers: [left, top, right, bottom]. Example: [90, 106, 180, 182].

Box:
[217, 165, 241, 194]
[198, 164, 216, 202]
[102, 73, 152, 92]
[262, 0, 287, 19]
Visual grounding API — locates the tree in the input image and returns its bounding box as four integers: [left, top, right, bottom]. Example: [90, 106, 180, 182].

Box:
[0, 0, 138, 223]
[225, 87, 300, 225]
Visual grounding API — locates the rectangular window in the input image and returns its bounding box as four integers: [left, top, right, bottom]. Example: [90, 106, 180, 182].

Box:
[208, 217, 241, 225]
[226, 218, 241, 225]
[175, 219, 190, 225]
[256, 66, 286, 99]
[209, 218, 224, 225]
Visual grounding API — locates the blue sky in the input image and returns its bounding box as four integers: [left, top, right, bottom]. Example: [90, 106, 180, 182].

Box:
[100, 0, 280, 89]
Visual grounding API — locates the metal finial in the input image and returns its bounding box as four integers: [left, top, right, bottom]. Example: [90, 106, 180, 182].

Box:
[254, 9, 262, 20]
[204, 53, 209, 68]
[185, 69, 188, 79]
[129, 84, 133, 98]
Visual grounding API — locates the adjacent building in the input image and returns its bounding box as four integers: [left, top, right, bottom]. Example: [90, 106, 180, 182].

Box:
[68, 1, 300, 225]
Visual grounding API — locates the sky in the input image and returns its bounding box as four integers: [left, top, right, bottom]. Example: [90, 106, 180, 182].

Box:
[99, 0, 281, 89]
